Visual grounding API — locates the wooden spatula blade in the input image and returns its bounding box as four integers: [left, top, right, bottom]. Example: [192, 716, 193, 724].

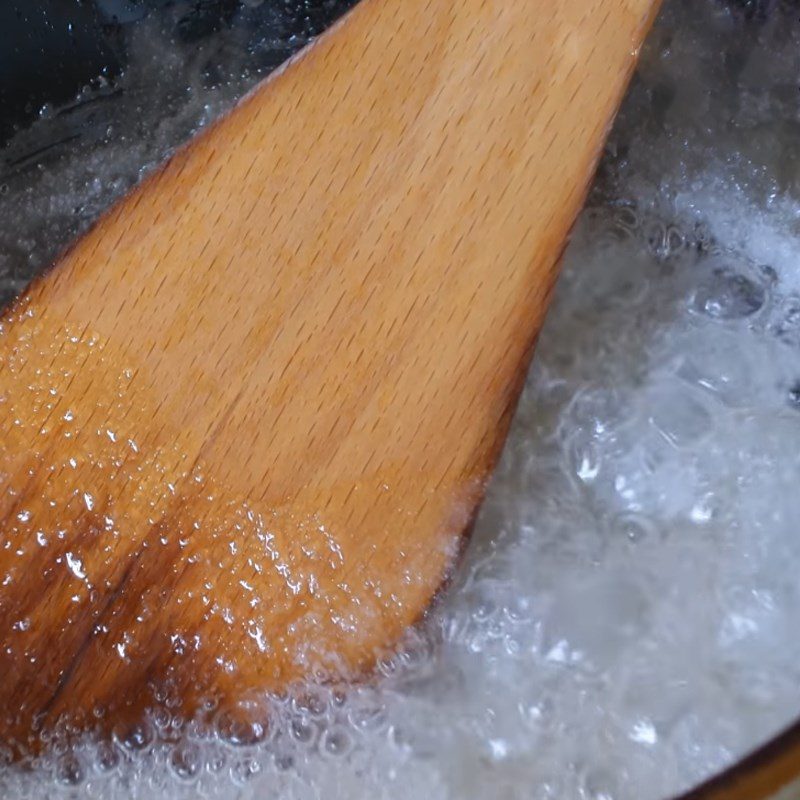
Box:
[0, 0, 660, 749]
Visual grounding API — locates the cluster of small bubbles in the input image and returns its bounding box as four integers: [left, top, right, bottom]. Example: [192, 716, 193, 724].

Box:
[2, 1, 800, 799]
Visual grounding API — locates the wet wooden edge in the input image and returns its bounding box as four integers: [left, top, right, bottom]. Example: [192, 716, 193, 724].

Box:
[675, 717, 800, 800]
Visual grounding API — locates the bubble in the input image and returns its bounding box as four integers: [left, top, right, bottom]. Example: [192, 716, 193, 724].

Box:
[613, 203, 640, 231]
[691, 263, 766, 320]
[229, 756, 261, 786]
[168, 742, 202, 782]
[114, 721, 154, 754]
[152, 707, 171, 731]
[568, 386, 626, 437]
[320, 726, 352, 759]
[55, 753, 84, 786]
[613, 512, 658, 543]
[291, 686, 330, 719]
[289, 717, 317, 747]
[215, 711, 269, 748]
[347, 694, 388, 734]
[94, 742, 120, 774]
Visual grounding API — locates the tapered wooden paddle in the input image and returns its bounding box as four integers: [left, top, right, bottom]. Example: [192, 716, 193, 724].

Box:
[0, 0, 659, 751]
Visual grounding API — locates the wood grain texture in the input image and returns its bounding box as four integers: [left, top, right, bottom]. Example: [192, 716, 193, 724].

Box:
[0, 0, 659, 750]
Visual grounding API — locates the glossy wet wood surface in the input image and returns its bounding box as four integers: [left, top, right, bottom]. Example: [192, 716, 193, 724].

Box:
[0, 0, 659, 750]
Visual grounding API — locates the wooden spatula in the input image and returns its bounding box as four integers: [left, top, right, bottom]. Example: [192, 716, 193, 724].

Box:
[0, 0, 659, 750]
